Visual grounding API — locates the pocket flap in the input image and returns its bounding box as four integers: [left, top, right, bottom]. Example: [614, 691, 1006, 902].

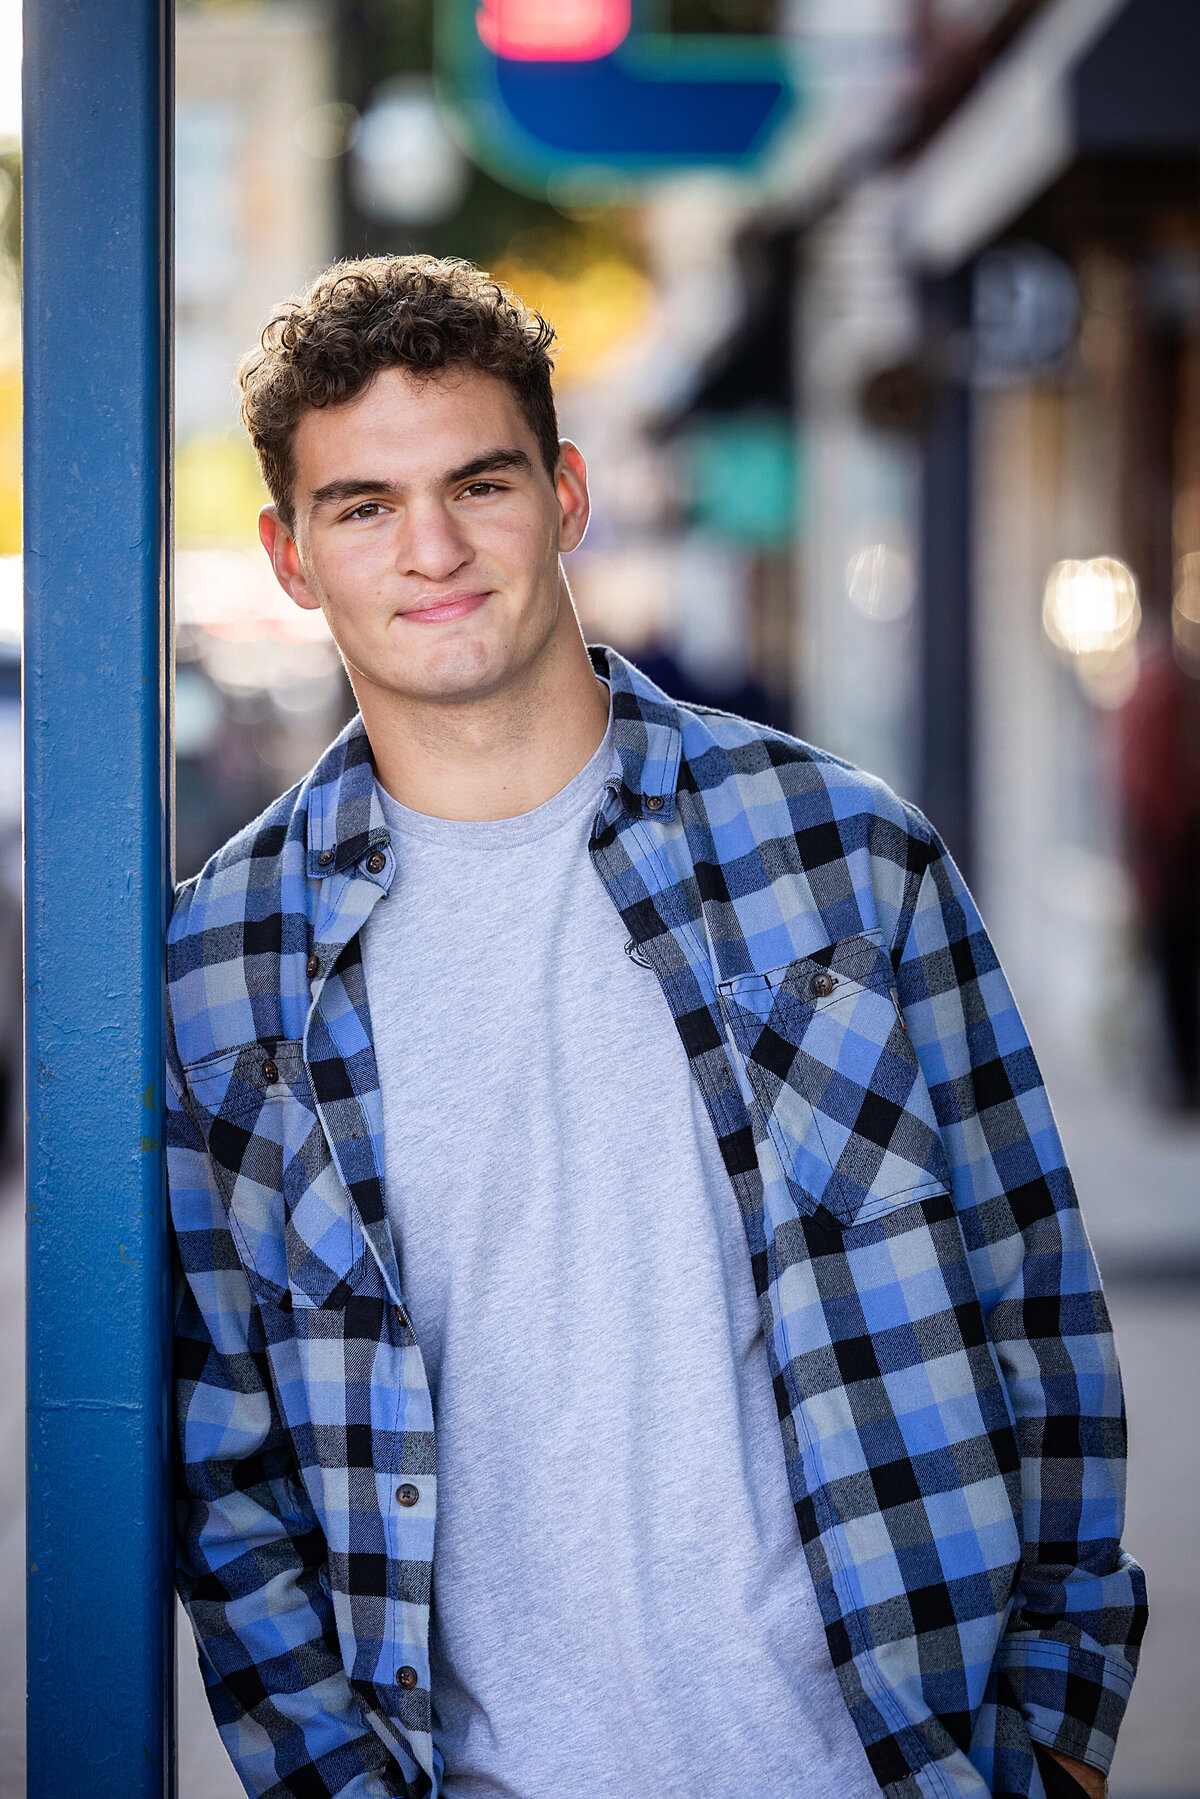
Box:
[719, 935, 951, 1227]
[186, 1039, 302, 1121]
[183, 1040, 366, 1307]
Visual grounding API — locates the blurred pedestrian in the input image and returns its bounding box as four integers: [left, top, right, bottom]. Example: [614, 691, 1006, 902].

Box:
[166, 256, 1144, 1799]
[1116, 639, 1200, 1109]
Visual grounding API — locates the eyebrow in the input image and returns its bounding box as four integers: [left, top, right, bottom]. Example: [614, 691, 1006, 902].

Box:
[447, 447, 533, 484]
[308, 447, 534, 514]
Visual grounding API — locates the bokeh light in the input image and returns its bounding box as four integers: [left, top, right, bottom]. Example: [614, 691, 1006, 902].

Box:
[1042, 556, 1141, 657]
[844, 542, 914, 623]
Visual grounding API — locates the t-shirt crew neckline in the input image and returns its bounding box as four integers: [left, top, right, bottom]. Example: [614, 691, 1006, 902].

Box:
[373, 682, 615, 849]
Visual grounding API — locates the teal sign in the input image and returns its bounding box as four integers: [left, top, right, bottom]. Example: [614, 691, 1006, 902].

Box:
[680, 415, 797, 547]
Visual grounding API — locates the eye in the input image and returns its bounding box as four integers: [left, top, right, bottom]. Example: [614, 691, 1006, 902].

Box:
[461, 480, 503, 498]
[344, 500, 386, 521]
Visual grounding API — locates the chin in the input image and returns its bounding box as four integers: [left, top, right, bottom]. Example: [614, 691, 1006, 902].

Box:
[394, 631, 520, 704]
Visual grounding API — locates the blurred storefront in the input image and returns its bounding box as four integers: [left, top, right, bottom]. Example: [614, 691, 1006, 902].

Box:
[894, 0, 1200, 1093]
[691, 0, 1200, 1101]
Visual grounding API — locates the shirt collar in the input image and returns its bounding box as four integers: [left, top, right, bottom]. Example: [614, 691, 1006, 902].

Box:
[590, 644, 682, 823]
[304, 711, 391, 879]
[304, 644, 684, 877]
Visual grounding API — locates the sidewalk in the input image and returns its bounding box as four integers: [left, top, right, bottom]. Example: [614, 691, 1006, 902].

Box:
[1036, 1040, 1200, 1799]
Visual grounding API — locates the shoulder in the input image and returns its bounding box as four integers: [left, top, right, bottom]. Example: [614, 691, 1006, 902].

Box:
[670, 700, 945, 958]
[603, 644, 937, 866]
[166, 776, 316, 1071]
[169, 779, 307, 950]
[168, 712, 371, 952]
[675, 698, 937, 862]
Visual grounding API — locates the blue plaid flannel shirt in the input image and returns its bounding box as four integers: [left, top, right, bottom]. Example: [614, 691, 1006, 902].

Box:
[167, 646, 1146, 1799]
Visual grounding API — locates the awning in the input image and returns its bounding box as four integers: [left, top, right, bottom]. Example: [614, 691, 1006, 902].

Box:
[899, 0, 1200, 272]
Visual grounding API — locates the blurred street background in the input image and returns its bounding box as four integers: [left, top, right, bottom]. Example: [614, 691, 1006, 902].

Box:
[1, 0, 1199, 1791]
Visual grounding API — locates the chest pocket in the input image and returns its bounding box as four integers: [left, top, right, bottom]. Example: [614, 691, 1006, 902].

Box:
[718, 934, 951, 1228]
[183, 1039, 367, 1308]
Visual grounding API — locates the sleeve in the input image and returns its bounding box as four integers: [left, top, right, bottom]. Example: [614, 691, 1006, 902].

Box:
[892, 828, 1148, 1777]
[167, 1044, 406, 1798]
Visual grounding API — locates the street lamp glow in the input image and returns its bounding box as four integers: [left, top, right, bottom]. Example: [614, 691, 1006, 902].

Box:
[351, 79, 470, 223]
[1041, 556, 1140, 656]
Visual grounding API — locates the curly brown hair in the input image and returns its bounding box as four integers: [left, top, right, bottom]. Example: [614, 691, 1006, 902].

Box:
[238, 254, 560, 530]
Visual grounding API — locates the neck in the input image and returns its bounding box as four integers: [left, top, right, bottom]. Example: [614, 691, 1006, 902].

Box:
[355, 621, 611, 823]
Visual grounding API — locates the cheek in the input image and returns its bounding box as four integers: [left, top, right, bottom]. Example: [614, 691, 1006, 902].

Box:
[313, 540, 391, 610]
[478, 506, 560, 572]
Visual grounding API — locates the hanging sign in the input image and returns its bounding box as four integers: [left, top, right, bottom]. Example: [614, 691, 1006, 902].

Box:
[438, 0, 797, 196]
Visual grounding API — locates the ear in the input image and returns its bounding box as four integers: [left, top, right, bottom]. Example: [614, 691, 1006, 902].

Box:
[554, 441, 590, 554]
[259, 505, 323, 612]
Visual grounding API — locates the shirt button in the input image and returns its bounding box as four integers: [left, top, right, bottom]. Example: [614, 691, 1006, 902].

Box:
[645, 794, 664, 812]
[366, 849, 387, 875]
[317, 849, 334, 867]
[809, 972, 835, 1000]
[396, 1483, 420, 1507]
[261, 1058, 279, 1083]
[306, 954, 320, 979]
[395, 1665, 418, 1690]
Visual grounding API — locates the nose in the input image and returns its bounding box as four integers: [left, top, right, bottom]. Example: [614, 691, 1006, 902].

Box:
[400, 496, 474, 585]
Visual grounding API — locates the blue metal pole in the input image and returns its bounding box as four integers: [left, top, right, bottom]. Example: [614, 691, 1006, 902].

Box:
[23, 0, 174, 1791]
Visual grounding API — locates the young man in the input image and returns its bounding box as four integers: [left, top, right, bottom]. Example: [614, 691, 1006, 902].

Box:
[167, 256, 1145, 1799]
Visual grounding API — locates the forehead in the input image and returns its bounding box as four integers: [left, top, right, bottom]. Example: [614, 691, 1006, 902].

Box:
[291, 364, 535, 493]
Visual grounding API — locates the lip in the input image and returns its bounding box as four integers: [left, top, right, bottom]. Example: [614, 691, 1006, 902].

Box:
[400, 590, 492, 624]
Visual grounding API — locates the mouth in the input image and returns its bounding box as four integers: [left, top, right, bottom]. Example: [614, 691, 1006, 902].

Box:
[399, 590, 492, 625]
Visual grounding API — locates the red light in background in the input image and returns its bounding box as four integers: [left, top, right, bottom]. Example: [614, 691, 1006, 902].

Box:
[476, 0, 631, 62]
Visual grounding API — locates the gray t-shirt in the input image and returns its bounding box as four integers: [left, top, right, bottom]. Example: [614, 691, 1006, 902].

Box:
[360, 701, 879, 1799]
